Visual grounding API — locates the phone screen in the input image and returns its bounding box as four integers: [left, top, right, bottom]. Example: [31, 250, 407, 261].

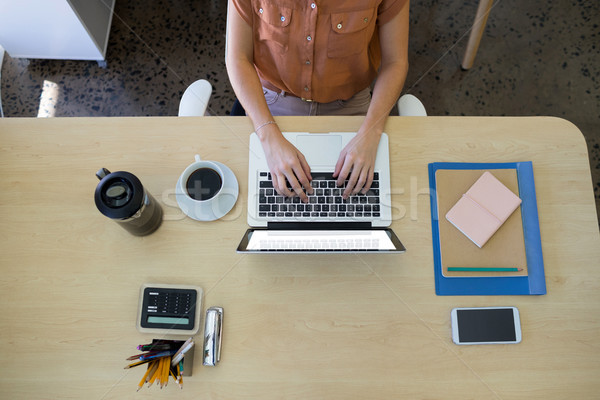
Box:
[456, 308, 517, 343]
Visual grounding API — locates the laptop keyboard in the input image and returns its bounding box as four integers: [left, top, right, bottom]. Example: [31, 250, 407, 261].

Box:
[257, 172, 381, 219]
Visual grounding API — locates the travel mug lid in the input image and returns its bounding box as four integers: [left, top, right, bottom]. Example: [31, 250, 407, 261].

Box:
[95, 169, 145, 220]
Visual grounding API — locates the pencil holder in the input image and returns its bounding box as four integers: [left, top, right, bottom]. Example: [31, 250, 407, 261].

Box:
[129, 338, 197, 390]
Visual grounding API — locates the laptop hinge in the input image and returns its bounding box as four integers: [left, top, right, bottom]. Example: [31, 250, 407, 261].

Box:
[267, 222, 372, 230]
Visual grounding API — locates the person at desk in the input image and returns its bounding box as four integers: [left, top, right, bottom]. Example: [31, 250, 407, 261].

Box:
[226, 0, 409, 202]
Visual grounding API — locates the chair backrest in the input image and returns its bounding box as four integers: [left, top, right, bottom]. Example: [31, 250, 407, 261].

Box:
[398, 94, 427, 116]
[178, 79, 212, 117]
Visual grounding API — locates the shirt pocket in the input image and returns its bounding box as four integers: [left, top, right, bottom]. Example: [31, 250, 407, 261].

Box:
[254, 1, 293, 52]
[328, 8, 376, 58]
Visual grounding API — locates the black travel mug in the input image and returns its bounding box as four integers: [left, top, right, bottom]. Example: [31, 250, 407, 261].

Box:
[94, 168, 163, 236]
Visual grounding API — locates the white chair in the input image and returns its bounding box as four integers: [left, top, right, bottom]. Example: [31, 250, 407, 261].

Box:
[179, 81, 425, 118]
[178, 79, 212, 117]
[397, 94, 427, 116]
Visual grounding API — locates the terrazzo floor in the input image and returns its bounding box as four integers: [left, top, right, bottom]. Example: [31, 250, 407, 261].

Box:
[1, 0, 599, 223]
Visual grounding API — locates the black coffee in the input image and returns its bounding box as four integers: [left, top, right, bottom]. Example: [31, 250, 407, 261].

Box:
[186, 168, 223, 201]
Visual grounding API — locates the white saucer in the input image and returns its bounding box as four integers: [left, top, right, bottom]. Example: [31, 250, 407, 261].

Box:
[176, 161, 239, 222]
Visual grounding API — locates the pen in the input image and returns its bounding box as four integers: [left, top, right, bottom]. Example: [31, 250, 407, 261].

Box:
[140, 350, 177, 361]
[128, 350, 170, 361]
[137, 340, 172, 349]
[137, 343, 174, 352]
[447, 267, 523, 272]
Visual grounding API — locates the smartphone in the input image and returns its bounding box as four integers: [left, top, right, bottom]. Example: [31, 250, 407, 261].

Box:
[451, 307, 521, 345]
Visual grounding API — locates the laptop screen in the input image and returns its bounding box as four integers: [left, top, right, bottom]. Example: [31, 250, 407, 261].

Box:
[237, 228, 405, 253]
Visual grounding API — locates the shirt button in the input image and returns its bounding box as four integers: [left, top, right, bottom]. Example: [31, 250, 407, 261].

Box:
[280, 15, 285, 22]
[305, 60, 311, 65]
[337, 23, 342, 29]
[311, 3, 316, 8]
[304, 86, 309, 92]
[307, 35, 312, 41]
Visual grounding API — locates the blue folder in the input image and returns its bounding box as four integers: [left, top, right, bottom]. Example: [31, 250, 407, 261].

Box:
[428, 162, 546, 295]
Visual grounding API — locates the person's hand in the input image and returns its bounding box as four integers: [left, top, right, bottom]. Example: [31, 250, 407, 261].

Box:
[259, 124, 313, 202]
[333, 132, 381, 198]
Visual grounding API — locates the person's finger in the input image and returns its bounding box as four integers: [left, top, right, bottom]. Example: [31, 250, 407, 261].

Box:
[351, 169, 368, 195]
[342, 166, 359, 198]
[361, 167, 374, 194]
[288, 172, 308, 202]
[291, 168, 311, 202]
[297, 154, 313, 194]
[271, 173, 280, 194]
[274, 173, 294, 197]
[332, 150, 345, 180]
[336, 158, 353, 189]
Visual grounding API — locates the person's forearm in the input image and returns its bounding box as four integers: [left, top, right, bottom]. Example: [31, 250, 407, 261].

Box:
[225, 53, 279, 136]
[333, 59, 408, 194]
[360, 59, 409, 137]
[224, 0, 311, 200]
[225, 0, 281, 140]
[360, 0, 410, 139]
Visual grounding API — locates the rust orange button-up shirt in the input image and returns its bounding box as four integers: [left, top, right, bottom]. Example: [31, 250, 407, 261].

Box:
[232, 0, 406, 103]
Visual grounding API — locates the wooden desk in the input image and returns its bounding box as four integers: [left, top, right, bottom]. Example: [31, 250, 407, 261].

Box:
[0, 116, 598, 399]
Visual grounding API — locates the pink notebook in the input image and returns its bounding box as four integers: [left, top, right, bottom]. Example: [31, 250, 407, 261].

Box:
[445, 171, 522, 248]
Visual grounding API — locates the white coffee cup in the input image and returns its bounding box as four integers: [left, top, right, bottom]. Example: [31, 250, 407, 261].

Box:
[176, 155, 239, 221]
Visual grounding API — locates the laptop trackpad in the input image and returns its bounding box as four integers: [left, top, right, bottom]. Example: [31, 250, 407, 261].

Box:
[295, 134, 342, 167]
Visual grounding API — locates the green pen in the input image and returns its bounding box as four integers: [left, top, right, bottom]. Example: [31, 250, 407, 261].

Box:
[447, 267, 523, 272]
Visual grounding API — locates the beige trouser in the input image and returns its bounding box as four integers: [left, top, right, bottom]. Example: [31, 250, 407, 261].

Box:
[263, 86, 371, 116]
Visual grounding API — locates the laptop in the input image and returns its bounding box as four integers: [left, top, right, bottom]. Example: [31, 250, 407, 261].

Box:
[237, 132, 405, 253]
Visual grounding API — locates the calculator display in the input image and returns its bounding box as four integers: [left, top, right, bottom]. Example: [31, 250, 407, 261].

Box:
[140, 287, 197, 331]
[147, 316, 190, 325]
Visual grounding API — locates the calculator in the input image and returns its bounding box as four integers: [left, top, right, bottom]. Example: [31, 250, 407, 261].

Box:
[136, 283, 203, 335]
